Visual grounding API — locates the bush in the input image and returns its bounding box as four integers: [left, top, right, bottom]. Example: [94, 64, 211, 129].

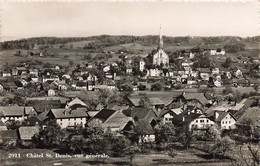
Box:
[151, 83, 163, 91]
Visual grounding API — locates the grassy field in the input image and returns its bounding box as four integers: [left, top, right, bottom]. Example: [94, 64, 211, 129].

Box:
[0, 148, 234, 166]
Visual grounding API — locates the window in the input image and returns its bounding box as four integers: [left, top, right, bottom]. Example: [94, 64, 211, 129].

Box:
[74, 118, 76, 121]
[222, 121, 224, 124]
[229, 121, 231, 124]
[74, 122, 76, 125]
[206, 119, 209, 123]
[200, 120, 204, 123]
[60, 119, 62, 122]
[81, 118, 82, 120]
[68, 118, 70, 121]
[226, 121, 227, 124]
[196, 120, 198, 123]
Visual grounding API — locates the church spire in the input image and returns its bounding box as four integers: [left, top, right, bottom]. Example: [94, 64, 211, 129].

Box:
[158, 26, 163, 49]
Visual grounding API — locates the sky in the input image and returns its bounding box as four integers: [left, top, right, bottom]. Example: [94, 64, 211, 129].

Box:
[0, 0, 259, 41]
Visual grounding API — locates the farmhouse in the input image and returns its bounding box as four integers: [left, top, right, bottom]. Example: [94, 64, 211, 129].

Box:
[158, 108, 183, 124]
[214, 111, 236, 130]
[126, 96, 165, 111]
[18, 126, 40, 146]
[0, 106, 37, 123]
[48, 108, 88, 129]
[188, 114, 215, 130]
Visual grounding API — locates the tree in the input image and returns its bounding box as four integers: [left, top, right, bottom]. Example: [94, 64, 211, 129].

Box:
[222, 57, 232, 68]
[208, 136, 235, 158]
[154, 124, 176, 150]
[151, 82, 163, 91]
[222, 86, 233, 95]
[32, 120, 65, 148]
[137, 84, 146, 91]
[5, 120, 21, 130]
[138, 94, 151, 108]
[110, 135, 131, 157]
[69, 60, 74, 66]
[125, 145, 140, 165]
[176, 125, 196, 149]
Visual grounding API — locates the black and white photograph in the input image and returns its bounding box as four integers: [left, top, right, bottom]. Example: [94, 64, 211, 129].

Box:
[0, 0, 259, 165]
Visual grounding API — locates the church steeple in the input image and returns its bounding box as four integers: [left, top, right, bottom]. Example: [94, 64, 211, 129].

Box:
[158, 26, 163, 49]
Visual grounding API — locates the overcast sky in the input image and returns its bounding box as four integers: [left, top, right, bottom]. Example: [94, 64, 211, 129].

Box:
[0, 1, 258, 41]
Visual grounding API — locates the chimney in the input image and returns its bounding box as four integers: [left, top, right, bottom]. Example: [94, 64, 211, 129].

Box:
[214, 111, 219, 119]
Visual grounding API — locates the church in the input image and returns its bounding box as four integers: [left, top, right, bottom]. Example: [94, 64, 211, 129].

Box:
[147, 27, 169, 67]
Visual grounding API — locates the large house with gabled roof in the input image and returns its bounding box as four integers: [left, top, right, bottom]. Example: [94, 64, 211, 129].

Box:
[47, 108, 88, 128]
[0, 106, 37, 123]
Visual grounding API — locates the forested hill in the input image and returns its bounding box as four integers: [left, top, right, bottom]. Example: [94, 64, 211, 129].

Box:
[0, 35, 259, 50]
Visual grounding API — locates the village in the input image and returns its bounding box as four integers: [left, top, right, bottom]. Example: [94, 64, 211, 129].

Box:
[0, 28, 259, 165]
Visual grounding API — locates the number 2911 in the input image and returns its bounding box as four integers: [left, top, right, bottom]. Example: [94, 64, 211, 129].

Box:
[8, 153, 21, 158]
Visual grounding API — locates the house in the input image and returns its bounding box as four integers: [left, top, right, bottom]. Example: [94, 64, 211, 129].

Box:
[0, 106, 36, 123]
[189, 114, 215, 130]
[212, 68, 220, 75]
[126, 66, 133, 75]
[228, 103, 248, 117]
[216, 49, 225, 55]
[147, 68, 161, 77]
[2, 71, 11, 77]
[126, 96, 165, 111]
[87, 81, 95, 91]
[65, 97, 87, 109]
[48, 89, 55, 96]
[181, 59, 193, 67]
[12, 69, 19, 76]
[139, 60, 145, 72]
[197, 68, 211, 81]
[31, 75, 39, 82]
[235, 107, 260, 127]
[0, 82, 18, 91]
[56, 80, 68, 90]
[232, 99, 256, 121]
[158, 108, 183, 124]
[135, 119, 156, 143]
[14, 81, 24, 90]
[178, 92, 211, 108]
[18, 126, 40, 146]
[42, 75, 59, 83]
[29, 69, 39, 76]
[87, 109, 117, 128]
[214, 111, 236, 130]
[0, 130, 18, 146]
[172, 111, 215, 130]
[99, 110, 134, 133]
[35, 111, 50, 127]
[0, 84, 3, 91]
[123, 107, 158, 143]
[234, 69, 243, 78]
[75, 81, 87, 90]
[214, 80, 222, 87]
[26, 97, 68, 113]
[48, 108, 88, 129]
[184, 105, 203, 114]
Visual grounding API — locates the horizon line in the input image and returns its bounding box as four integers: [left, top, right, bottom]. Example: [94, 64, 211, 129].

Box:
[1, 34, 259, 42]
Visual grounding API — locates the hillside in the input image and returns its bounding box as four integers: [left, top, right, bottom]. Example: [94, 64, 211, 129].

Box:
[1, 35, 259, 51]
